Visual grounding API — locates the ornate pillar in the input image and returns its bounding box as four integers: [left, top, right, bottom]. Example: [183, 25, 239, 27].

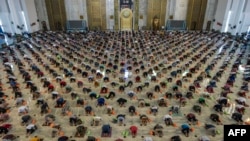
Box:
[134, 0, 139, 30]
[114, 0, 119, 30]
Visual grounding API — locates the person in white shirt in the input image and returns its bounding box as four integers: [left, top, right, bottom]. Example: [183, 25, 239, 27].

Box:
[93, 116, 101, 121]
[92, 116, 102, 126]
[127, 91, 135, 98]
[51, 91, 59, 99]
[236, 104, 244, 109]
[159, 97, 165, 101]
[199, 135, 210, 141]
[163, 114, 173, 126]
[236, 104, 246, 114]
[26, 123, 37, 136]
[15, 98, 25, 106]
[144, 137, 153, 141]
[70, 76, 76, 82]
[236, 97, 248, 106]
[40, 76, 47, 82]
[217, 97, 229, 107]
[56, 76, 62, 82]
[163, 114, 172, 120]
[18, 105, 28, 115]
[150, 106, 158, 114]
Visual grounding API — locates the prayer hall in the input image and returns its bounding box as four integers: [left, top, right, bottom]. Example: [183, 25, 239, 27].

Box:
[0, 0, 250, 141]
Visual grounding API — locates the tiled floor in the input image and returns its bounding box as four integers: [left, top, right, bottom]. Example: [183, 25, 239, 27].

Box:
[0, 30, 249, 141]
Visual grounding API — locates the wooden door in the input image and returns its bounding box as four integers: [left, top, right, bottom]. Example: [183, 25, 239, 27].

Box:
[45, 0, 66, 31]
[147, 0, 167, 30]
[186, 0, 207, 30]
[87, 0, 106, 30]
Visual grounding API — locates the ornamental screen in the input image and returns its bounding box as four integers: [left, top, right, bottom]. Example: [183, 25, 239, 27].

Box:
[166, 20, 186, 30]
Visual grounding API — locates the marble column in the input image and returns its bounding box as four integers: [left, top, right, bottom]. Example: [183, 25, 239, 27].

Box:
[134, 0, 139, 30]
[106, 0, 114, 30]
[203, 0, 218, 30]
[138, 0, 147, 30]
[8, 0, 24, 34]
[34, 0, 50, 30]
[167, 0, 176, 19]
[82, 0, 88, 27]
[114, 0, 119, 30]
[212, 0, 230, 31]
[0, 0, 15, 34]
[21, 0, 40, 33]
[174, 0, 188, 20]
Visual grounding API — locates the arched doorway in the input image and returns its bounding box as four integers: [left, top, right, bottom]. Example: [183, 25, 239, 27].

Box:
[120, 8, 133, 31]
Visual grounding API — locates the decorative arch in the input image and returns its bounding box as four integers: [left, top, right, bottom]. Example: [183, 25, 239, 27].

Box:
[120, 8, 133, 30]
